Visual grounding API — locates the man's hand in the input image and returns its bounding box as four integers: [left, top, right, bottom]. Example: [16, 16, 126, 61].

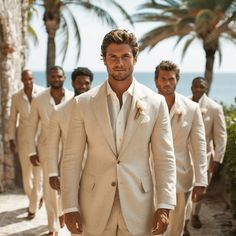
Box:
[209, 160, 220, 175]
[192, 186, 206, 202]
[9, 140, 16, 154]
[49, 176, 60, 190]
[65, 211, 83, 234]
[152, 208, 170, 235]
[30, 155, 40, 166]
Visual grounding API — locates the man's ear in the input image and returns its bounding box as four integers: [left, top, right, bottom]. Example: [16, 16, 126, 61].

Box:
[103, 57, 107, 66]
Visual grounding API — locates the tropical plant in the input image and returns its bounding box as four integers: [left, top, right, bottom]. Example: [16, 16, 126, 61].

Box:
[29, 0, 133, 84]
[132, 0, 236, 92]
[224, 102, 236, 204]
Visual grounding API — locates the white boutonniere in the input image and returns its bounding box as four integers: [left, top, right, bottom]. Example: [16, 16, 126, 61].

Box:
[134, 100, 150, 123]
[175, 108, 183, 122]
[201, 108, 207, 115]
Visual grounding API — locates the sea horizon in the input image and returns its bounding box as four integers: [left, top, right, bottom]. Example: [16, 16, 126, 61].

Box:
[33, 71, 236, 106]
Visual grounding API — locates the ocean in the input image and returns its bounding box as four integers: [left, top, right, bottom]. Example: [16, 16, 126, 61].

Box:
[34, 71, 236, 106]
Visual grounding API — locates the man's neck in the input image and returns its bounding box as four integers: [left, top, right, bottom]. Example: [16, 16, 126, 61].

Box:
[108, 78, 133, 107]
[163, 94, 175, 112]
[50, 87, 65, 105]
[24, 87, 33, 102]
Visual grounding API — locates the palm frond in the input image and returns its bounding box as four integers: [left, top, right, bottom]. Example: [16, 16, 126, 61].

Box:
[60, 4, 81, 64]
[132, 12, 177, 23]
[180, 35, 196, 61]
[110, 0, 134, 26]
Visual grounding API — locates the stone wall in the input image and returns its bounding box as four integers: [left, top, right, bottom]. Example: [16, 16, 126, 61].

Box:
[0, 0, 27, 192]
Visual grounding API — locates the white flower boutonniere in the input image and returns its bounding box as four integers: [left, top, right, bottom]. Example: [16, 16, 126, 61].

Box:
[201, 108, 207, 115]
[175, 108, 183, 122]
[134, 100, 150, 123]
[135, 100, 145, 119]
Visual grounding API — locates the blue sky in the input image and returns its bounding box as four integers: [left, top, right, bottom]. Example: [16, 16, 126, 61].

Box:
[27, 0, 236, 73]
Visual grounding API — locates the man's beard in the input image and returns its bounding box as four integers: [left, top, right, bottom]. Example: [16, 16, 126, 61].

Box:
[50, 84, 63, 89]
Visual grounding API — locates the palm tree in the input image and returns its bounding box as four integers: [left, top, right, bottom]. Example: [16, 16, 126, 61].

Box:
[132, 0, 236, 92]
[30, 0, 133, 84]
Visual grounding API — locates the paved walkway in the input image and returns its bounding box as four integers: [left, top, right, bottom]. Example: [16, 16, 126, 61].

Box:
[0, 187, 235, 236]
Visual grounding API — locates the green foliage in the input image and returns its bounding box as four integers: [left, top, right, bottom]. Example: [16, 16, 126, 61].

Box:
[224, 102, 236, 202]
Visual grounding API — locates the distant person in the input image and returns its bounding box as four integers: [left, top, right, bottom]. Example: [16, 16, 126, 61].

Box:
[27, 66, 73, 236]
[154, 61, 208, 236]
[185, 77, 227, 231]
[8, 69, 44, 219]
[48, 67, 93, 235]
[61, 29, 176, 236]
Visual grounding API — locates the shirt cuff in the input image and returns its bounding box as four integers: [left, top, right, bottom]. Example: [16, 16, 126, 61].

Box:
[63, 207, 79, 214]
[48, 173, 59, 178]
[28, 152, 37, 158]
[156, 203, 175, 210]
[194, 183, 207, 187]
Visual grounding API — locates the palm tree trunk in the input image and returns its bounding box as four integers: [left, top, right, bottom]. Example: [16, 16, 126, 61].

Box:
[0, 0, 27, 191]
[43, 0, 61, 86]
[203, 39, 217, 95]
[46, 36, 56, 86]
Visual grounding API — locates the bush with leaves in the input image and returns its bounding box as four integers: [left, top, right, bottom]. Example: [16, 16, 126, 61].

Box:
[224, 102, 236, 204]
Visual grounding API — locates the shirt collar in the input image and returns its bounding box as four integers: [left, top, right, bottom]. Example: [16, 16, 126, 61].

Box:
[106, 79, 135, 97]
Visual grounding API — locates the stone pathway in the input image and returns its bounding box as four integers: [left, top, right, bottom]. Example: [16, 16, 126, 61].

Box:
[0, 188, 235, 235]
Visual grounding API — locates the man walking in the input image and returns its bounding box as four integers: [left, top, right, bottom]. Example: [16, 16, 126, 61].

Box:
[61, 29, 176, 236]
[48, 67, 93, 235]
[27, 66, 73, 236]
[8, 69, 44, 219]
[154, 61, 208, 236]
[188, 76, 227, 229]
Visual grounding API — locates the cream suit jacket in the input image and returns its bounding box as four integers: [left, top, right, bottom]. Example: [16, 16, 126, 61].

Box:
[27, 88, 73, 160]
[171, 93, 208, 193]
[48, 98, 74, 176]
[197, 94, 227, 164]
[8, 84, 44, 147]
[61, 81, 176, 236]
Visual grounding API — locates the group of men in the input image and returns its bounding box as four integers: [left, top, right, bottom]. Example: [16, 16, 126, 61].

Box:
[8, 29, 227, 236]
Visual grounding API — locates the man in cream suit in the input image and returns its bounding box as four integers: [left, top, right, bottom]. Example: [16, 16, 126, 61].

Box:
[28, 66, 73, 236]
[61, 29, 176, 236]
[154, 61, 208, 236]
[48, 67, 93, 235]
[188, 77, 227, 229]
[8, 69, 43, 219]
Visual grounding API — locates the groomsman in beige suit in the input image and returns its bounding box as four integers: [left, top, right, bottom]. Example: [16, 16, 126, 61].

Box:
[61, 29, 176, 236]
[8, 69, 43, 219]
[188, 77, 227, 229]
[48, 67, 93, 235]
[28, 66, 73, 236]
[154, 61, 208, 236]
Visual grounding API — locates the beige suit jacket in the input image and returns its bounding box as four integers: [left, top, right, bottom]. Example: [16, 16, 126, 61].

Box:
[198, 94, 227, 164]
[8, 84, 44, 150]
[171, 93, 208, 193]
[27, 87, 73, 161]
[48, 98, 74, 176]
[61, 81, 176, 235]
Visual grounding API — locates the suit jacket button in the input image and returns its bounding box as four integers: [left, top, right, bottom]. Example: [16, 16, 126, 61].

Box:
[111, 181, 116, 187]
[117, 160, 120, 164]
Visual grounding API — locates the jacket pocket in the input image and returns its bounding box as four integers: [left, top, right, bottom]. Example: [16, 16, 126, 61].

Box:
[141, 175, 152, 193]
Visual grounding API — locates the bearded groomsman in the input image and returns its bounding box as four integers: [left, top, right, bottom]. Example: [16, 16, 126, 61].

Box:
[154, 61, 208, 236]
[28, 66, 73, 236]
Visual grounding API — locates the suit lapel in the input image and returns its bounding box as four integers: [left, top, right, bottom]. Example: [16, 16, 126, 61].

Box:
[91, 83, 117, 156]
[171, 93, 184, 140]
[119, 82, 147, 157]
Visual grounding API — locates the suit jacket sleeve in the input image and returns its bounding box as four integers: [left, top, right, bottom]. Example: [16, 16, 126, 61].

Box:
[61, 99, 87, 212]
[190, 105, 208, 187]
[27, 98, 40, 155]
[48, 109, 61, 176]
[151, 97, 176, 208]
[212, 105, 227, 163]
[8, 94, 18, 141]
